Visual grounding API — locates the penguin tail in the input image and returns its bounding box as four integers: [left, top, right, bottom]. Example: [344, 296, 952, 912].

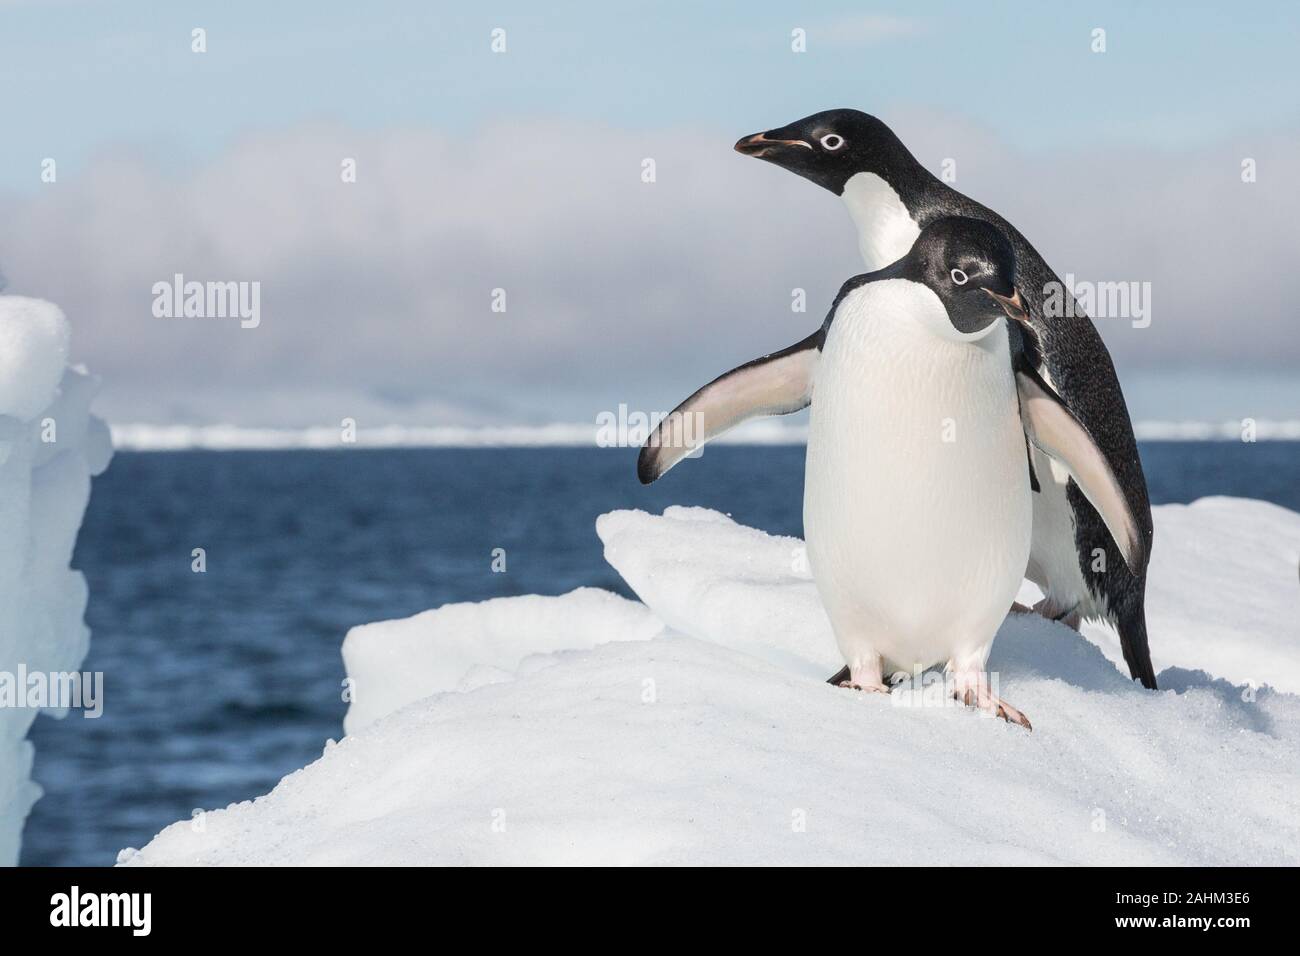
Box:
[1117, 601, 1158, 690]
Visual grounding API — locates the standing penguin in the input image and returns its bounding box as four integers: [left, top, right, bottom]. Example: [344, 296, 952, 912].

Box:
[732, 110, 1157, 690]
[639, 218, 1145, 728]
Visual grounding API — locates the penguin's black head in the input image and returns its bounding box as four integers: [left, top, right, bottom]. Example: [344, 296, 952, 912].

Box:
[734, 109, 916, 195]
[903, 217, 1028, 337]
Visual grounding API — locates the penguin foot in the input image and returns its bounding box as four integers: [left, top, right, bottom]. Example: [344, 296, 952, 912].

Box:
[836, 679, 889, 694]
[948, 670, 1033, 730]
[953, 686, 1032, 730]
[1032, 597, 1081, 632]
[830, 656, 889, 694]
[1008, 601, 1033, 614]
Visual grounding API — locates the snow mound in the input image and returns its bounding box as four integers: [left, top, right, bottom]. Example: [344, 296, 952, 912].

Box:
[0, 297, 71, 420]
[124, 628, 1300, 866]
[597, 506, 838, 678]
[342, 588, 665, 733]
[0, 295, 111, 866]
[125, 498, 1300, 866]
[1079, 497, 1300, 691]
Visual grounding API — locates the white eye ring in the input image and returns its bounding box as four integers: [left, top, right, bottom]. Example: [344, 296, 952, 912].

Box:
[950, 268, 969, 285]
[820, 133, 845, 151]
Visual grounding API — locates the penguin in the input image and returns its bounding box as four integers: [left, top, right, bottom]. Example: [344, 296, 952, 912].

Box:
[639, 218, 1146, 729]
[732, 109, 1158, 690]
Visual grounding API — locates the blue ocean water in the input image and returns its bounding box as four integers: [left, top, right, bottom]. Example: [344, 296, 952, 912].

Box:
[20, 442, 1300, 865]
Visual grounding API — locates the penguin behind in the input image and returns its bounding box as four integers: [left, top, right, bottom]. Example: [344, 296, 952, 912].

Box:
[640, 218, 1142, 729]
[734, 109, 1158, 690]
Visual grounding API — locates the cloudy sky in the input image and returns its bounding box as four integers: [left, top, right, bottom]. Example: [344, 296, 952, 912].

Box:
[1, 0, 1297, 429]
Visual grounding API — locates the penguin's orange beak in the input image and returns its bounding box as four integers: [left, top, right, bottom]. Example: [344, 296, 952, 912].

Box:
[986, 287, 1029, 324]
[734, 131, 812, 157]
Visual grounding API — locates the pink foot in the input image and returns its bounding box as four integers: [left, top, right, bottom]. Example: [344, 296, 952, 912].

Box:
[1033, 597, 1081, 632]
[834, 655, 889, 695]
[836, 680, 889, 694]
[955, 685, 1033, 730]
[949, 668, 1032, 731]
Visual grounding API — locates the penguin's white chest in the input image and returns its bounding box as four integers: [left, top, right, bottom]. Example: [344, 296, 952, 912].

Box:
[803, 281, 1031, 672]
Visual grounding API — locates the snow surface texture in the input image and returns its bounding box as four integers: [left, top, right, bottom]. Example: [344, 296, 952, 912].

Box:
[127, 497, 1300, 866]
[1081, 498, 1300, 692]
[0, 296, 112, 866]
[342, 588, 667, 734]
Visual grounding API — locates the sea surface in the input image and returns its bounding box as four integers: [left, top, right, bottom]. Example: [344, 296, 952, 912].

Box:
[21, 442, 1300, 865]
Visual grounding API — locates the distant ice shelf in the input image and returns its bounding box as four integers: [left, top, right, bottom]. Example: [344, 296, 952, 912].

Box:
[107, 419, 1300, 451]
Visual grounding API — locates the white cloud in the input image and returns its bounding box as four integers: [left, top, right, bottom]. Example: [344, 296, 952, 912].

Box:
[0, 114, 1295, 427]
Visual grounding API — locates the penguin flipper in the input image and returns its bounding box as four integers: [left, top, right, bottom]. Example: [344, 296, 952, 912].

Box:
[1015, 366, 1146, 575]
[638, 330, 822, 484]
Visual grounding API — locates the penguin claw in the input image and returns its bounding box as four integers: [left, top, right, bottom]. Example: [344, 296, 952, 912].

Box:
[836, 680, 889, 694]
[994, 701, 1033, 731]
[956, 687, 1032, 731]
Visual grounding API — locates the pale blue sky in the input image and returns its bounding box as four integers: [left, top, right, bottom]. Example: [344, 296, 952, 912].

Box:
[4, 0, 1297, 191]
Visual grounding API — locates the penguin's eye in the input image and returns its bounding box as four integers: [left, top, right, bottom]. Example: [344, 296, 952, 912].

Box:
[819, 134, 845, 151]
[950, 268, 969, 285]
